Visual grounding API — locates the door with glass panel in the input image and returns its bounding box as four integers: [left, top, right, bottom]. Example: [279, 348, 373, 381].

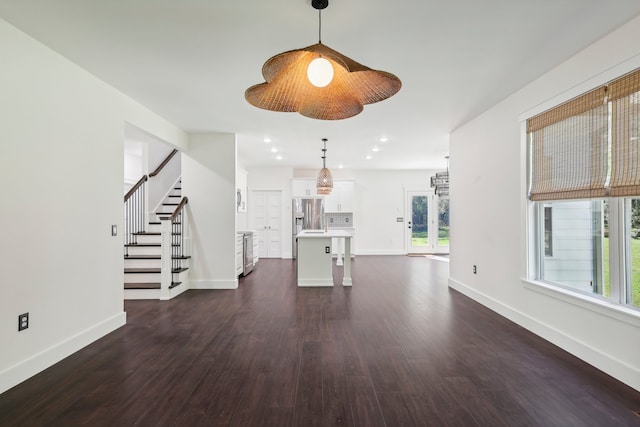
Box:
[406, 190, 450, 254]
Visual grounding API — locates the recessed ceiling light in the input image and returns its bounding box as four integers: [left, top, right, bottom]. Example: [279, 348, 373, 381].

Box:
[276, 155, 282, 160]
[264, 137, 272, 143]
[270, 147, 278, 153]
[365, 155, 372, 160]
[372, 146, 380, 152]
[338, 164, 344, 169]
[379, 136, 388, 143]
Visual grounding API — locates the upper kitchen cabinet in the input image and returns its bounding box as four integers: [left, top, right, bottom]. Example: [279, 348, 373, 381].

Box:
[237, 168, 247, 212]
[324, 181, 354, 212]
[292, 179, 317, 197]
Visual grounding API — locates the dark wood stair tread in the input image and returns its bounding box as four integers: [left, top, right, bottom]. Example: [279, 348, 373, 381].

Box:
[172, 267, 188, 273]
[173, 255, 191, 260]
[124, 255, 161, 260]
[168, 195, 181, 198]
[131, 231, 181, 236]
[124, 282, 160, 290]
[124, 268, 160, 274]
[162, 203, 179, 206]
[124, 243, 160, 247]
[169, 282, 181, 289]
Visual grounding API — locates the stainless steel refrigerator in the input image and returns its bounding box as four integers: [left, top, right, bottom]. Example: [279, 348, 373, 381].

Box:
[292, 197, 324, 259]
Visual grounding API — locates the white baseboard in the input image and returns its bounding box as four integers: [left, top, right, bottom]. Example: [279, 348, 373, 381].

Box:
[160, 282, 189, 300]
[0, 311, 126, 394]
[189, 279, 238, 290]
[297, 279, 334, 287]
[448, 278, 640, 392]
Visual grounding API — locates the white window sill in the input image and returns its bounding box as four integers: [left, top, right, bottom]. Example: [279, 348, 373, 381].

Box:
[522, 279, 640, 328]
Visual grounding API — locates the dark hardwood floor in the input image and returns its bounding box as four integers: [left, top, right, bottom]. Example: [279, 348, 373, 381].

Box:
[1, 256, 639, 426]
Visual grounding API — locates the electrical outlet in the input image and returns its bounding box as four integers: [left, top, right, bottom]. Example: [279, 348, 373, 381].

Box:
[473, 265, 477, 274]
[325, 246, 330, 253]
[111, 225, 117, 236]
[18, 313, 29, 331]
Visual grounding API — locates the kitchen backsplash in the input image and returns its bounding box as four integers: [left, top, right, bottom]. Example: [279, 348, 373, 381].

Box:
[325, 212, 354, 228]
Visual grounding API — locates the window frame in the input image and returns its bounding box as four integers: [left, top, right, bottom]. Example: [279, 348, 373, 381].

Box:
[522, 75, 640, 317]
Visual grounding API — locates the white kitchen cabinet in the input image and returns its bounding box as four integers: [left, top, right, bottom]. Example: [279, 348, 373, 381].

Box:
[235, 234, 244, 276]
[292, 179, 317, 197]
[236, 168, 247, 212]
[252, 230, 259, 265]
[324, 181, 354, 212]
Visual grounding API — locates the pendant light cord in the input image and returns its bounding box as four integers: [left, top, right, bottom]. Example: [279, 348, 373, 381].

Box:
[322, 139, 327, 167]
[318, 8, 322, 43]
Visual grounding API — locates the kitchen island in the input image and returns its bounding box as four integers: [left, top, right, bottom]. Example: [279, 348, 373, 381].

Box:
[296, 230, 352, 287]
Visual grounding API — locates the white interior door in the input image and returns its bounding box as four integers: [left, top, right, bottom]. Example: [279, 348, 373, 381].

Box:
[250, 190, 282, 258]
[406, 190, 450, 254]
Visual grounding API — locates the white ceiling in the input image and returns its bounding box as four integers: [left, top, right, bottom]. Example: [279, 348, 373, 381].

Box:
[2, 0, 640, 171]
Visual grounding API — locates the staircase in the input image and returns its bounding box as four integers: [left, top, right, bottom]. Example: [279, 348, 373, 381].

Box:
[124, 180, 190, 300]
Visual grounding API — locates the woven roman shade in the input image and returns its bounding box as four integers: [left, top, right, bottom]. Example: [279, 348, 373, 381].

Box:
[609, 69, 640, 197]
[528, 87, 608, 201]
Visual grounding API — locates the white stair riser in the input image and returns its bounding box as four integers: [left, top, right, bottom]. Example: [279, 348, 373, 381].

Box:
[124, 289, 161, 300]
[124, 272, 161, 282]
[124, 258, 162, 269]
[173, 269, 190, 282]
[125, 246, 161, 256]
[147, 224, 162, 233]
[135, 234, 162, 244]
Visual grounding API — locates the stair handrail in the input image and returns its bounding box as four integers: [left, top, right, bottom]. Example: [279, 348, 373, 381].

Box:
[170, 196, 188, 220]
[149, 149, 178, 178]
[124, 175, 148, 202]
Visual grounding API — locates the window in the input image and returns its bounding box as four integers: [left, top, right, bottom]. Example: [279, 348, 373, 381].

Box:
[527, 68, 640, 310]
[544, 205, 553, 257]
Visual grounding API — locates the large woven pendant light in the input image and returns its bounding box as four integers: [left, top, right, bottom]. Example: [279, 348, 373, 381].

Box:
[316, 138, 333, 195]
[245, 0, 401, 121]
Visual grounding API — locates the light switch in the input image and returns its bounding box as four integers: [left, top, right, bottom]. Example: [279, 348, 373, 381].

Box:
[111, 225, 117, 236]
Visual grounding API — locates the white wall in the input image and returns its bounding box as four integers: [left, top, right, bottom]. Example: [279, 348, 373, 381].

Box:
[0, 18, 126, 393]
[182, 133, 238, 289]
[0, 17, 188, 394]
[449, 15, 640, 391]
[246, 167, 433, 258]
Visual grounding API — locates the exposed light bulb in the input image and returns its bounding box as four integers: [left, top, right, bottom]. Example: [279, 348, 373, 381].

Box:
[307, 57, 333, 87]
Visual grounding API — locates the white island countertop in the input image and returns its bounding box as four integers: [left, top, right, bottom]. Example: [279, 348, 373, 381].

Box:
[296, 229, 353, 238]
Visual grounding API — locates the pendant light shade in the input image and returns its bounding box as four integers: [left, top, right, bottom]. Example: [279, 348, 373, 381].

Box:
[430, 156, 450, 197]
[245, 0, 401, 120]
[317, 138, 333, 195]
